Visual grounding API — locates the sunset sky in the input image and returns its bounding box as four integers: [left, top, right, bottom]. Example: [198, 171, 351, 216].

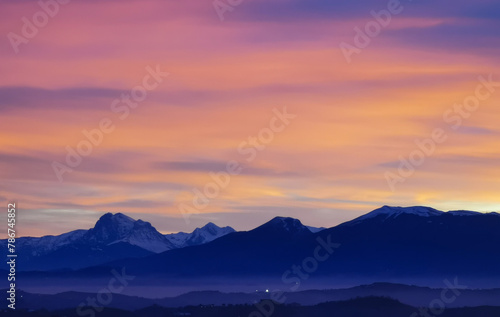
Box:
[1, 0, 500, 236]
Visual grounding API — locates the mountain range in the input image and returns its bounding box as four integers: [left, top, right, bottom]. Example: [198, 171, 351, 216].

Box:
[86, 206, 498, 286]
[5, 205, 500, 293]
[164, 222, 235, 248]
[0, 213, 237, 271]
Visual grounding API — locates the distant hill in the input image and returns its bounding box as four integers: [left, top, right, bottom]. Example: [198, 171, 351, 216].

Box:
[3, 296, 500, 317]
[5, 283, 500, 310]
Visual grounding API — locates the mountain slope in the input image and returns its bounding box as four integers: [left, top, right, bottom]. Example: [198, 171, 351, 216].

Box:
[306, 225, 326, 233]
[84, 213, 175, 253]
[9, 206, 500, 290]
[165, 222, 235, 248]
[1, 213, 175, 271]
[315, 205, 500, 277]
[108, 216, 315, 277]
[95, 207, 500, 284]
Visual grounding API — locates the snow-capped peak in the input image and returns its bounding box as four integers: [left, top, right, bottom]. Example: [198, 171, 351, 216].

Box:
[165, 222, 235, 248]
[2, 229, 87, 257]
[85, 213, 175, 253]
[106, 212, 135, 222]
[200, 222, 224, 234]
[447, 210, 481, 216]
[353, 206, 444, 222]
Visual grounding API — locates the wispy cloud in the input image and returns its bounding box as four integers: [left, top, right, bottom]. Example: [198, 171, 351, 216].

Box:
[1, 0, 500, 236]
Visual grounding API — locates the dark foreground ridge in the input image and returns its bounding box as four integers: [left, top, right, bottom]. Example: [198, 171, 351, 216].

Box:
[2, 297, 500, 317]
[4, 283, 500, 311]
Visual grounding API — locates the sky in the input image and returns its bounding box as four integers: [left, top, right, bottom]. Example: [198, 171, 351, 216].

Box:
[1, 0, 500, 236]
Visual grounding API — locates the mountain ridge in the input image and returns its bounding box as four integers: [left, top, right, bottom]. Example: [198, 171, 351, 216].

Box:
[74, 205, 500, 283]
[6, 206, 500, 275]
[164, 222, 235, 248]
[0, 212, 236, 271]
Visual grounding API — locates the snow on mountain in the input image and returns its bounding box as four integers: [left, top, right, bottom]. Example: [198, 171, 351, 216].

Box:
[84, 213, 135, 243]
[107, 207, 500, 282]
[1, 213, 235, 258]
[352, 205, 444, 222]
[0, 213, 176, 258]
[6, 207, 497, 265]
[343, 205, 500, 226]
[85, 213, 176, 253]
[0, 229, 87, 257]
[163, 231, 191, 248]
[306, 225, 326, 233]
[165, 222, 235, 248]
[447, 210, 482, 216]
[186, 222, 235, 246]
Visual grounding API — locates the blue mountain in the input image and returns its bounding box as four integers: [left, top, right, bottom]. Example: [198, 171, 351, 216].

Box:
[1, 213, 233, 271]
[8, 206, 500, 289]
[95, 206, 500, 283]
